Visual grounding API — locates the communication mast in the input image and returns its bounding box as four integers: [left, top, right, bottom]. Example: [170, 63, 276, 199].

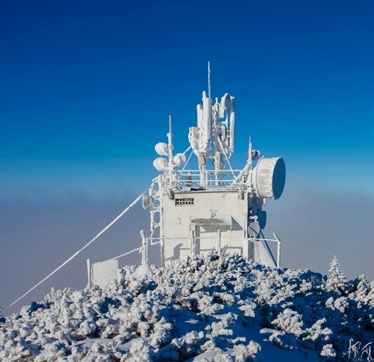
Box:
[145, 64, 286, 267]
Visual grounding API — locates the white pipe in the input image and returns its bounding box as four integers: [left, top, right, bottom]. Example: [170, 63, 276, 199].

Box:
[202, 91, 212, 147]
[190, 230, 196, 256]
[229, 96, 235, 152]
[86, 258, 91, 288]
[216, 229, 221, 251]
[140, 230, 148, 266]
[273, 232, 282, 268]
[113, 247, 141, 260]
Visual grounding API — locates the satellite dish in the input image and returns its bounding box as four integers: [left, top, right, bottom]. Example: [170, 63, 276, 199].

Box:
[155, 142, 169, 156]
[142, 194, 151, 209]
[253, 157, 286, 200]
[260, 210, 267, 229]
[153, 157, 169, 172]
[173, 153, 186, 168]
[248, 221, 260, 237]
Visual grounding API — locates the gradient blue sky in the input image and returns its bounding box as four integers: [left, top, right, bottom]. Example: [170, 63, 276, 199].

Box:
[1, 1, 373, 313]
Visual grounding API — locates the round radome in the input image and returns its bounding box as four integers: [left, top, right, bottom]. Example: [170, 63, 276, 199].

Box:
[153, 157, 169, 172]
[155, 142, 169, 156]
[173, 153, 186, 168]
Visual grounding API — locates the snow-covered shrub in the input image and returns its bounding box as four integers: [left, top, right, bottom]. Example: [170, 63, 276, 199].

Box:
[197, 294, 223, 315]
[269, 331, 297, 350]
[301, 318, 333, 351]
[232, 340, 261, 361]
[1, 252, 374, 361]
[238, 299, 256, 322]
[126, 338, 155, 362]
[271, 308, 304, 337]
[349, 274, 371, 305]
[319, 343, 336, 361]
[171, 330, 206, 359]
[210, 315, 235, 339]
[368, 282, 374, 307]
[213, 350, 235, 361]
[325, 256, 347, 294]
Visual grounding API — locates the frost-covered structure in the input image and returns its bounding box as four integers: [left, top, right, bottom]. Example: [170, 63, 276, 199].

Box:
[87, 66, 286, 286]
[9, 66, 287, 308]
[143, 64, 286, 268]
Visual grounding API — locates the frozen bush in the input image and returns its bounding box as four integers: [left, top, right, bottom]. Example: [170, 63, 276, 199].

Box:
[1, 252, 373, 361]
[271, 308, 304, 337]
[325, 256, 347, 294]
[232, 340, 261, 361]
[320, 343, 336, 361]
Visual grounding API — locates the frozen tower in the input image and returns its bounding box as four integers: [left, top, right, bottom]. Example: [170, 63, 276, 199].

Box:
[144, 65, 286, 267]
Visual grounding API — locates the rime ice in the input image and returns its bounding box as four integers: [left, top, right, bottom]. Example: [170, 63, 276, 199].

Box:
[1, 254, 373, 361]
[145, 64, 286, 268]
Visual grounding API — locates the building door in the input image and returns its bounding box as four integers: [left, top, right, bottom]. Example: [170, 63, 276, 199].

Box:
[195, 225, 225, 255]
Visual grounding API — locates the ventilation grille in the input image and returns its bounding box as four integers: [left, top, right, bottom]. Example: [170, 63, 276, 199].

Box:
[175, 198, 194, 205]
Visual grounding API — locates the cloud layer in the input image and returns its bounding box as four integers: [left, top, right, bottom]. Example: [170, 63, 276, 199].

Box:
[1, 180, 373, 315]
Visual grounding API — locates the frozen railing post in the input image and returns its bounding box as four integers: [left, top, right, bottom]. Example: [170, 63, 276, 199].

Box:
[190, 230, 197, 256]
[86, 258, 92, 288]
[140, 230, 148, 266]
[273, 233, 282, 268]
[216, 229, 221, 251]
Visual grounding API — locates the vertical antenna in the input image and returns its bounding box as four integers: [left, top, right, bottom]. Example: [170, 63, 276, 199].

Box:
[248, 135, 253, 170]
[167, 115, 174, 180]
[208, 61, 211, 98]
[167, 114, 173, 158]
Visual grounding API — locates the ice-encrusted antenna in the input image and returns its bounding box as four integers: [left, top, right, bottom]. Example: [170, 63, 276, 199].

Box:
[208, 61, 211, 99]
[167, 115, 173, 159]
[167, 115, 174, 176]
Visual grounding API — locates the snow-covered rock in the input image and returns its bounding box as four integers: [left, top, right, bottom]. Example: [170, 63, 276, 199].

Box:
[0, 253, 373, 361]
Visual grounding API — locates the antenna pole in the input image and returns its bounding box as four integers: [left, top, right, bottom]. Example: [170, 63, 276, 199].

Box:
[167, 115, 174, 182]
[208, 61, 211, 99]
[167, 115, 173, 159]
[248, 135, 253, 169]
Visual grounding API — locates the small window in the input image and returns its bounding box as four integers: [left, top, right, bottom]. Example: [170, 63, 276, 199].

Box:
[175, 198, 194, 205]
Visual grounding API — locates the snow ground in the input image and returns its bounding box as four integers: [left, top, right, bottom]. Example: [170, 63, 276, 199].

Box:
[0, 252, 373, 361]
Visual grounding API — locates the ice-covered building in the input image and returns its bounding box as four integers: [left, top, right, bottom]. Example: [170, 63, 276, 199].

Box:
[142, 65, 286, 269]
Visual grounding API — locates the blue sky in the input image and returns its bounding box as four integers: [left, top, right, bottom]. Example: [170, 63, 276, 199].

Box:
[1, 0, 373, 312]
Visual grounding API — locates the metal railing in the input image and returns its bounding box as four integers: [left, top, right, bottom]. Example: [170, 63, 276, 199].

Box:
[160, 169, 244, 190]
[245, 233, 282, 268]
